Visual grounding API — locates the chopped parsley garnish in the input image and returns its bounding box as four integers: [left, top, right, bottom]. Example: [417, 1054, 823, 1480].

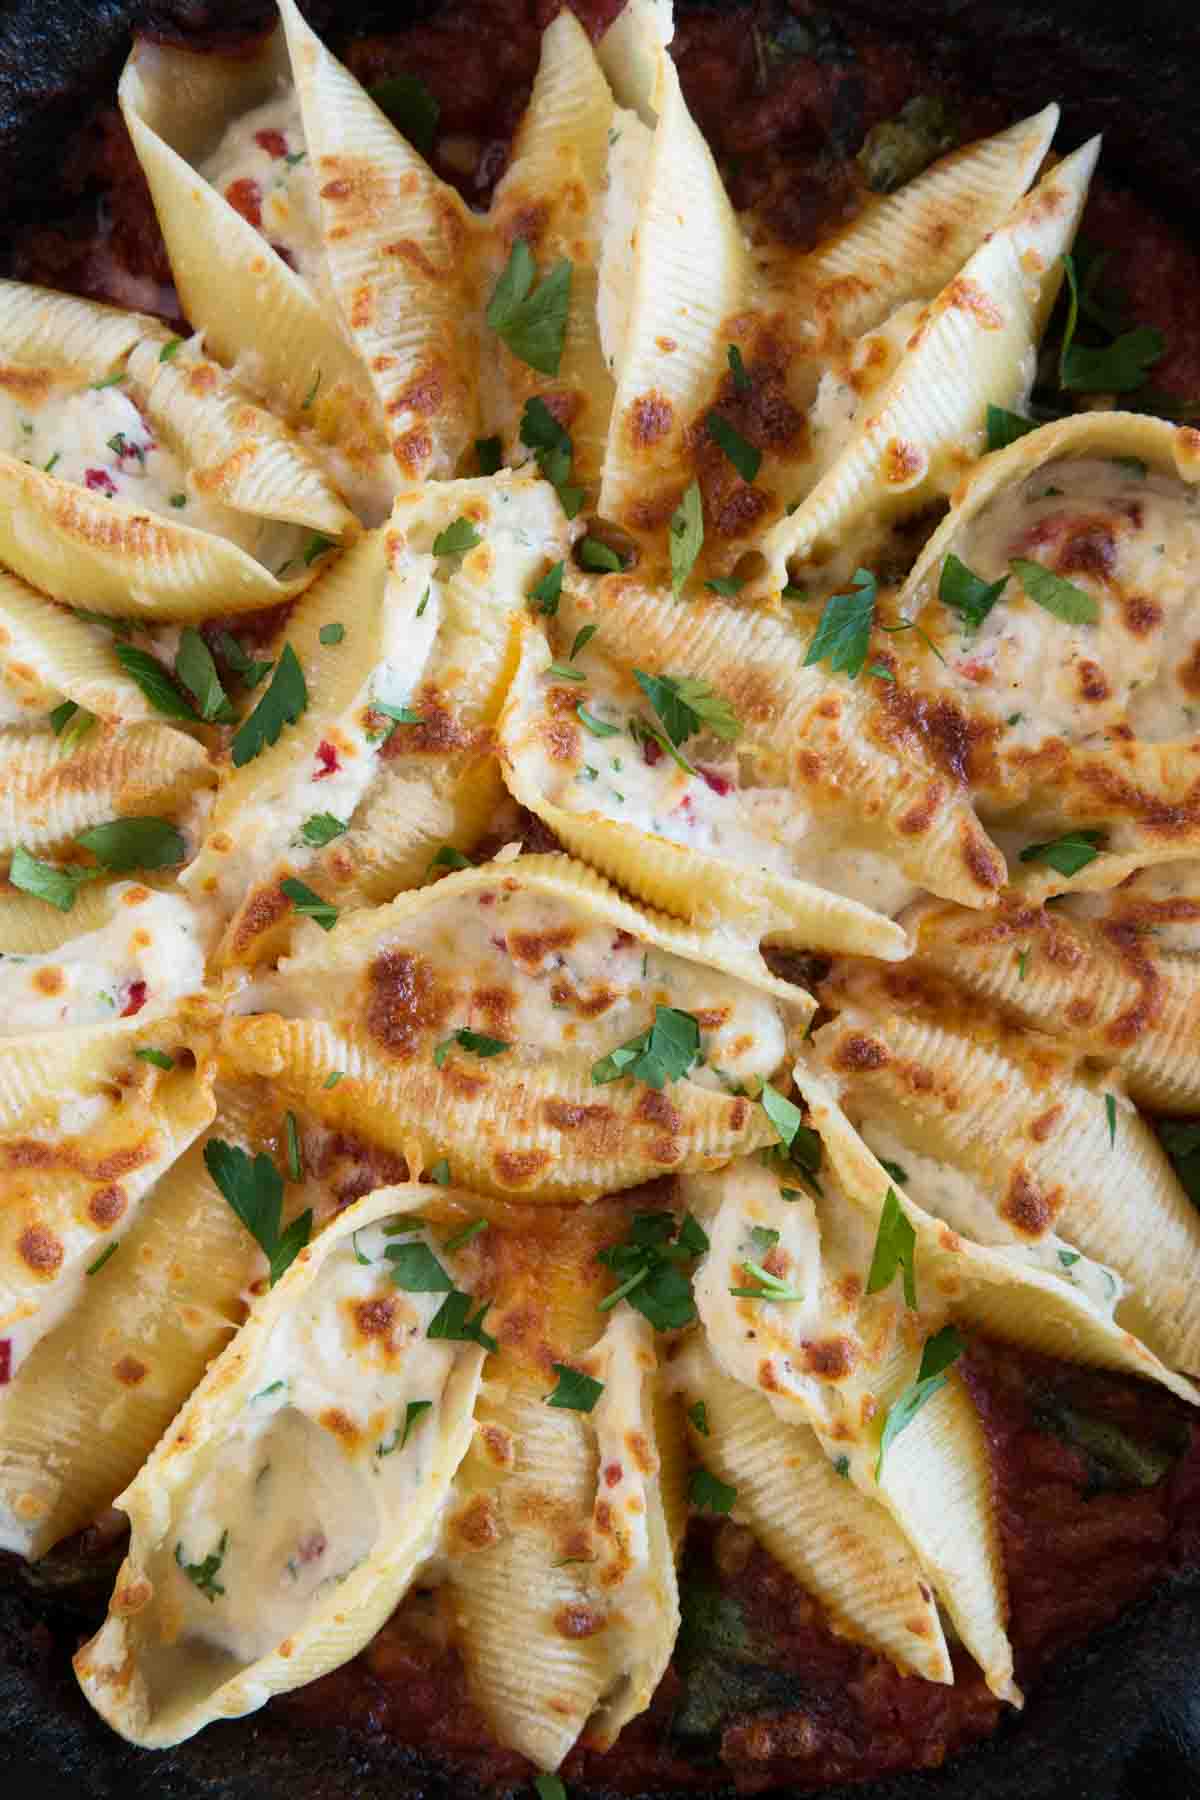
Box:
[632, 672, 740, 768]
[378, 1398, 435, 1456]
[546, 1363, 605, 1412]
[323, 1070, 344, 1089]
[1159, 1120, 1200, 1209]
[176, 627, 234, 723]
[386, 1240, 454, 1292]
[232, 644, 308, 767]
[520, 397, 584, 518]
[1105, 1092, 1118, 1148]
[416, 586, 431, 618]
[90, 370, 126, 390]
[878, 1158, 908, 1186]
[76, 817, 186, 872]
[1018, 829, 1104, 877]
[547, 660, 586, 682]
[50, 701, 96, 754]
[107, 431, 145, 463]
[803, 568, 878, 679]
[203, 1140, 312, 1285]
[135, 1047, 174, 1071]
[577, 703, 620, 737]
[759, 1083, 823, 1196]
[688, 1467, 737, 1515]
[486, 240, 572, 376]
[727, 344, 751, 394]
[534, 1776, 568, 1800]
[443, 1217, 488, 1252]
[175, 1530, 229, 1602]
[578, 537, 625, 573]
[569, 624, 596, 660]
[670, 479, 704, 595]
[591, 1005, 700, 1090]
[729, 1257, 805, 1303]
[169, 492, 187, 508]
[284, 1111, 303, 1183]
[302, 369, 321, 410]
[1010, 558, 1099, 625]
[1058, 1249, 1081, 1269]
[476, 435, 502, 475]
[159, 337, 184, 362]
[429, 1157, 451, 1184]
[705, 575, 743, 596]
[43, 452, 60, 473]
[1016, 948, 1030, 980]
[301, 532, 336, 568]
[876, 1325, 967, 1478]
[597, 1210, 708, 1329]
[370, 72, 440, 154]
[985, 405, 1038, 452]
[749, 1226, 780, 1254]
[705, 413, 761, 485]
[1058, 254, 1165, 393]
[865, 1187, 918, 1309]
[116, 643, 201, 723]
[300, 812, 347, 848]
[833, 1454, 851, 1478]
[215, 631, 273, 690]
[9, 846, 99, 913]
[427, 844, 473, 875]
[939, 553, 1008, 632]
[319, 622, 345, 646]
[280, 875, 338, 930]
[427, 1288, 498, 1352]
[433, 1028, 511, 1068]
[530, 560, 564, 615]
[688, 1400, 710, 1436]
[432, 517, 481, 557]
[86, 1241, 120, 1276]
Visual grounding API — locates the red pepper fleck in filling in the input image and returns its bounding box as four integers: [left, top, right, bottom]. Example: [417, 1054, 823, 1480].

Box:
[85, 467, 118, 496]
[0, 1340, 10, 1385]
[254, 128, 289, 159]
[225, 177, 264, 229]
[314, 740, 340, 780]
[121, 980, 147, 1018]
[640, 735, 663, 767]
[698, 766, 732, 795]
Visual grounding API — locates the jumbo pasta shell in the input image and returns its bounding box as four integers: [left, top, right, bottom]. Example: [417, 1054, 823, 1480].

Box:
[74, 1183, 486, 1746]
[0, 569, 157, 725]
[0, 721, 211, 856]
[219, 854, 803, 1199]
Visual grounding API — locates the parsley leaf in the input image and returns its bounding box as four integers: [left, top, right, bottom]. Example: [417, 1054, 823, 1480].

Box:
[429, 1157, 451, 1185]
[280, 875, 338, 930]
[578, 537, 624, 573]
[547, 660, 586, 682]
[76, 818, 185, 872]
[427, 845, 473, 875]
[50, 701, 97, 754]
[705, 576, 743, 596]
[1018, 830, 1104, 876]
[86, 1241, 120, 1276]
[427, 1288, 498, 1352]
[175, 1530, 229, 1602]
[569, 624, 597, 660]
[486, 240, 572, 376]
[319, 622, 345, 646]
[760, 1084, 823, 1196]
[688, 1468, 737, 1514]
[546, 1363, 604, 1412]
[1063, 325, 1165, 395]
[729, 1257, 806, 1303]
[175, 627, 234, 723]
[1105, 1091, 1118, 1148]
[803, 568, 878, 679]
[476, 435, 502, 475]
[203, 1140, 311, 1285]
[378, 1398, 435, 1457]
[443, 1217, 488, 1252]
[8, 846, 98, 913]
[530, 560, 564, 615]
[134, 1047, 174, 1071]
[300, 812, 346, 848]
[597, 1211, 707, 1330]
[688, 1399, 710, 1435]
[520, 397, 584, 518]
[232, 644, 308, 767]
[986, 405, 1039, 452]
[578, 703, 620, 737]
[159, 337, 184, 362]
[670, 479, 704, 595]
[633, 671, 740, 751]
[535, 1777, 567, 1800]
[215, 631, 273, 690]
[369, 72, 440, 155]
[1010, 558, 1099, 625]
[727, 344, 751, 393]
[1160, 1120, 1200, 1209]
[706, 413, 761, 484]
[879, 1158, 908, 1186]
[939, 553, 1008, 631]
[386, 1240, 454, 1292]
[432, 517, 481, 558]
[876, 1324, 967, 1477]
[433, 1028, 511, 1068]
[865, 1186, 917, 1309]
[301, 532, 336, 568]
[591, 1005, 700, 1090]
[283, 1110, 303, 1183]
[116, 643, 200, 722]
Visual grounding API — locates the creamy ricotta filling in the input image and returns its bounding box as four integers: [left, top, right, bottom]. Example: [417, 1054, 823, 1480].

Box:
[201, 92, 329, 301]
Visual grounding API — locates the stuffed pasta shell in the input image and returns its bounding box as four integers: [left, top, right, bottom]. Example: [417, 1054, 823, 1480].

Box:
[0, 283, 355, 617]
[74, 1183, 487, 1744]
[220, 853, 809, 1198]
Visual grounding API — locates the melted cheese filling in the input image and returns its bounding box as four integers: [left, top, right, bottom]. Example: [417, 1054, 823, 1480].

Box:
[0, 885, 205, 1034]
[201, 93, 328, 301]
[932, 457, 1200, 749]
[533, 653, 918, 916]
[167, 1218, 462, 1666]
[1062, 858, 1200, 954]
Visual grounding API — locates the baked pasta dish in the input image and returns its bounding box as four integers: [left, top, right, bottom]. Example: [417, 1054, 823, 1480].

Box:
[2, 0, 1199, 1790]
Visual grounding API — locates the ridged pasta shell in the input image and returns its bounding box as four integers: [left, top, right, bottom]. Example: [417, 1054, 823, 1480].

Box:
[0, 569, 157, 724]
[500, 608, 910, 959]
[447, 1201, 677, 1768]
[219, 854, 802, 1198]
[186, 475, 569, 967]
[763, 139, 1099, 588]
[538, 571, 1005, 909]
[902, 875, 1200, 1112]
[117, 33, 390, 507]
[0, 281, 356, 618]
[74, 1182, 486, 1746]
[596, 0, 674, 121]
[891, 412, 1200, 893]
[798, 1051, 1200, 1389]
[0, 721, 212, 856]
[673, 1337, 953, 1684]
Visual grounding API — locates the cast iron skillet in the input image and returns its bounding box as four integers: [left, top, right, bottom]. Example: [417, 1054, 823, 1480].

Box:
[1, 3, 1199, 1795]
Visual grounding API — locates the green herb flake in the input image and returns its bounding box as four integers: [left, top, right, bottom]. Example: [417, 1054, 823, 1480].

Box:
[1063, 325, 1165, 395]
[50, 701, 97, 754]
[577, 703, 620, 737]
[1058, 1249, 1082, 1269]
[535, 1776, 568, 1800]
[169, 492, 187, 508]
[803, 568, 878, 679]
[433, 1028, 511, 1069]
[300, 812, 347, 848]
[427, 1288, 498, 1352]
[939, 552, 1008, 631]
[530, 560, 564, 614]
[578, 537, 624, 573]
[302, 369, 321, 410]
[519, 397, 584, 517]
[280, 875, 338, 931]
[175, 1530, 229, 1602]
[323, 1070, 344, 1090]
[727, 344, 751, 393]
[546, 660, 586, 682]
[319, 622, 345, 646]
[633, 671, 740, 755]
[443, 1217, 489, 1252]
[429, 1157, 451, 1185]
[669, 479, 704, 595]
[301, 532, 336, 568]
[232, 644, 308, 767]
[427, 844, 473, 875]
[705, 412, 761, 484]
[865, 1187, 918, 1310]
[432, 517, 482, 558]
[986, 405, 1038, 452]
[159, 337, 184, 362]
[688, 1468, 737, 1515]
[86, 1241, 120, 1276]
[597, 1211, 706, 1330]
[1018, 829, 1104, 877]
[486, 241, 572, 376]
[1159, 1120, 1200, 1210]
[592, 1005, 700, 1090]
[705, 576, 743, 596]
[546, 1363, 605, 1413]
[386, 1240, 454, 1293]
[215, 632, 273, 690]
[1016, 947, 1030, 980]
[176, 626, 234, 723]
[475, 435, 503, 475]
[203, 1141, 312, 1285]
[284, 1111, 303, 1183]
[876, 1325, 967, 1478]
[1010, 558, 1100, 626]
[76, 817, 186, 872]
[369, 72, 440, 155]
[116, 643, 201, 722]
[8, 846, 99, 913]
[878, 1159, 908, 1186]
[1105, 1092, 1118, 1148]
[688, 1400, 710, 1436]
[135, 1047, 174, 1071]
